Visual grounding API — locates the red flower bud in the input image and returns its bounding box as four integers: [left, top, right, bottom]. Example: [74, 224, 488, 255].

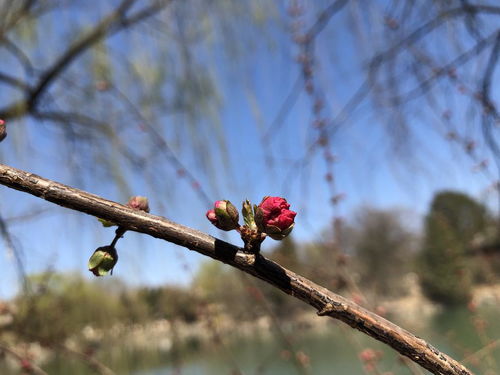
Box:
[206, 200, 240, 231]
[255, 196, 296, 240]
[206, 209, 216, 222]
[127, 196, 149, 212]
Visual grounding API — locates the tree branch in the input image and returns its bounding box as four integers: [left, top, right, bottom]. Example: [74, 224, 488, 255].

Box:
[0, 163, 473, 375]
[304, 0, 349, 42]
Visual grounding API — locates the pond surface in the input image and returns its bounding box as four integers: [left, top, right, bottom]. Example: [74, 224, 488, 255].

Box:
[4, 306, 500, 374]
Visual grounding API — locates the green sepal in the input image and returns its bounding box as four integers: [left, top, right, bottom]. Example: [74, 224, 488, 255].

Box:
[98, 218, 117, 227]
[266, 223, 295, 241]
[242, 200, 256, 230]
[88, 246, 118, 277]
[253, 205, 264, 232]
[281, 223, 295, 237]
[88, 249, 106, 269]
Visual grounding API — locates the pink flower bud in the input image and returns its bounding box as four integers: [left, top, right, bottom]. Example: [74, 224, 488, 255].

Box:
[359, 348, 380, 363]
[206, 209, 218, 225]
[206, 200, 239, 231]
[20, 359, 32, 371]
[127, 196, 149, 212]
[255, 196, 296, 240]
[0, 119, 6, 142]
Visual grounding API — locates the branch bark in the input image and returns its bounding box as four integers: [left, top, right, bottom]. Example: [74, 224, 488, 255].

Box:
[0, 163, 473, 375]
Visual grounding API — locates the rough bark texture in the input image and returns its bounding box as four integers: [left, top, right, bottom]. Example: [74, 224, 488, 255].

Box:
[0, 163, 472, 375]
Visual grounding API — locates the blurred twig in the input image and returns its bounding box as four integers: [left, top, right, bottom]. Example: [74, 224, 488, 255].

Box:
[0, 342, 48, 375]
[0, 212, 27, 292]
[58, 344, 116, 375]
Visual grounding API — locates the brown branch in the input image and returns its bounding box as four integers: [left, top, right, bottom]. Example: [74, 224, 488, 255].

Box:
[0, 163, 473, 375]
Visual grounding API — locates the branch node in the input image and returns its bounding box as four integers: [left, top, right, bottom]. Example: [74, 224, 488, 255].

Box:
[234, 251, 256, 267]
[317, 302, 336, 316]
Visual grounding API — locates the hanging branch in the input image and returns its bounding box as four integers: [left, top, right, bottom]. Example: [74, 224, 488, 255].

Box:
[0, 163, 472, 375]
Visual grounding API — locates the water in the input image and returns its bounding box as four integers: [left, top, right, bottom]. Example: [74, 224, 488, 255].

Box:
[4, 306, 500, 374]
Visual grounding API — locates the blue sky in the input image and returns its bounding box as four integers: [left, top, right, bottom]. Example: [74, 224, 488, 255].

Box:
[0, 1, 498, 299]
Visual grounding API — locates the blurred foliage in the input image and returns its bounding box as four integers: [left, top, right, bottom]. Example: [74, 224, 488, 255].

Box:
[351, 208, 415, 296]
[137, 285, 200, 323]
[9, 272, 200, 344]
[257, 237, 306, 316]
[193, 261, 263, 320]
[12, 273, 127, 344]
[5, 195, 499, 347]
[417, 191, 490, 306]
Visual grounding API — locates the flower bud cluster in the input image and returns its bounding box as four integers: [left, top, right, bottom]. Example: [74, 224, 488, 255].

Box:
[206, 196, 296, 252]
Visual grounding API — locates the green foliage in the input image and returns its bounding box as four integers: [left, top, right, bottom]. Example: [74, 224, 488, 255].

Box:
[11, 272, 203, 344]
[417, 191, 488, 306]
[269, 237, 300, 270]
[352, 208, 414, 296]
[193, 238, 308, 319]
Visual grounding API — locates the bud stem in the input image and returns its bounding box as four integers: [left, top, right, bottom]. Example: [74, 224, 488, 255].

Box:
[239, 225, 266, 253]
[110, 226, 127, 248]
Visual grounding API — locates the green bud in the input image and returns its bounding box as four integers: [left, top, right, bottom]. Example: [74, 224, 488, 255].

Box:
[242, 200, 257, 230]
[88, 246, 118, 276]
[212, 200, 239, 231]
[254, 205, 264, 232]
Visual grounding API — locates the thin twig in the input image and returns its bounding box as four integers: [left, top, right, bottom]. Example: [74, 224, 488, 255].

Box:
[0, 342, 49, 375]
[58, 344, 116, 375]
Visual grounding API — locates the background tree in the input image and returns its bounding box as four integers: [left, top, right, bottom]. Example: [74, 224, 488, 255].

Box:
[418, 191, 489, 305]
[352, 207, 415, 298]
